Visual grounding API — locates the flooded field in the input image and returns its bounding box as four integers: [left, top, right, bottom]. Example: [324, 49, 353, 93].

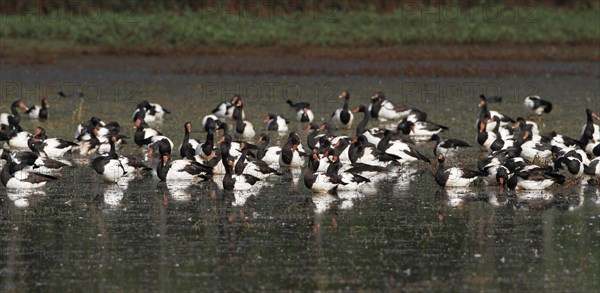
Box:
[1, 55, 599, 291]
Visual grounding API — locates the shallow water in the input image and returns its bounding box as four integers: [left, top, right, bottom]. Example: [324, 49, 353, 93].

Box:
[1, 56, 599, 291]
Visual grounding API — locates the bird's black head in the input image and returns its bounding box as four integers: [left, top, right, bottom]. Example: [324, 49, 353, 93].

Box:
[397, 118, 412, 134]
[0, 150, 10, 161]
[133, 109, 146, 122]
[478, 94, 488, 107]
[371, 92, 384, 101]
[33, 127, 46, 139]
[437, 154, 445, 163]
[340, 91, 350, 100]
[184, 122, 193, 133]
[305, 122, 319, 132]
[352, 104, 368, 113]
[161, 154, 170, 167]
[11, 100, 28, 110]
[90, 116, 102, 126]
[219, 134, 232, 144]
[356, 135, 368, 144]
[264, 113, 276, 122]
[496, 166, 509, 188]
[257, 133, 268, 143]
[288, 131, 301, 144]
[136, 100, 151, 109]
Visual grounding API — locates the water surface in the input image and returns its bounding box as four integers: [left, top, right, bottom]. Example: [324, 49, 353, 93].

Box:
[1, 56, 599, 291]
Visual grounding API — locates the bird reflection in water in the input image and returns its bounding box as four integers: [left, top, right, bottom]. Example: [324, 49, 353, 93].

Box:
[436, 187, 478, 208]
[6, 189, 47, 208]
[102, 183, 127, 207]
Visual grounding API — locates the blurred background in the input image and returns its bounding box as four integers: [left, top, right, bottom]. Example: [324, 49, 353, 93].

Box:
[1, 0, 598, 62]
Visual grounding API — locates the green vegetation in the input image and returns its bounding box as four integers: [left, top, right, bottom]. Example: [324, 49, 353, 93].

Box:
[0, 5, 598, 57]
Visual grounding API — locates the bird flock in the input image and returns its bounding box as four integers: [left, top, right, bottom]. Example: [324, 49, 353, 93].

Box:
[1, 91, 599, 207]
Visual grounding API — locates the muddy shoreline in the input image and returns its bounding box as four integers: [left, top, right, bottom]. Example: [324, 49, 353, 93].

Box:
[1, 48, 598, 80]
[1, 44, 599, 68]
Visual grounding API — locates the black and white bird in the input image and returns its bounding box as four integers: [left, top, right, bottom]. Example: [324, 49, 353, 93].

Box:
[580, 108, 600, 143]
[523, 95, 552, 124]
[325, 155, 372, 191]
[541, 131, 580, 149]
[352, 104, 372, 137]
[495, 166, 515, 192]
[6, 130, 32, 150]
[232, 99, 255, 139]
[584, 157, 600, 178]
[580, 135, 600, 157]
[405, 109, 428, 123]
[91, 136, 128, 183]
[430, 134, 472, 157]
[212, 95, 244, 120]
[279, 132, 306, 167]
[341, 163, 388, 182]
[264, 113, 289, 132]
[1, 149, 69, 174]
[118, 156, 152, 177]
[515, 124, 553, 163]
[132, 100, 170, 123]
[216, 130, 244, 158]
[195, 129, 216, 159]
[305, 123, 325, 150]
[578, 109, 600, 156]
[434, 154, 482, 187]
[326, 137, 352, 164]
[1, 150, 58, 189]
[222, 157, 261, 191]
[397, 118, 448, 140]
[156, 153, 212, 182]
[287, 100, 314, 123]
[368, 92, 416, 122]
[331, 91, 354, 130]
[0, 100, 28, 129]
[377, 130, 430, 164]
[133, 113, 161, 147]
[133, 113, 173, 158]
[75, 116, 120, 142]
[514, 117, 539, 138]
[477, 94, 514, 130]
[554, 156, 584, 183]
[25, 97, 49, 120]
[496, 165, 564, 191]
[477, 148, 525, 185]
[77, 124, 124, 156]
[99, 136, 151, 179]
[477, 117, 514, 153]
[201, 114, 221, 132]
[553, 147, 589, 165]
[256, 133, 281, 166]
[234, 146, 283, 179]
[304, 149, 340, 193]
[147, 136, 175, 159]
[28, 127, 78, 158]
[348, 135, 398, 167]
[179, 122, 200, 159]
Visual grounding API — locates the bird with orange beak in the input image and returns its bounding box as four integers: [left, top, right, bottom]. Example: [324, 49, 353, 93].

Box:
[0, 100, 28, 129]
[264, 113, 289, 132]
